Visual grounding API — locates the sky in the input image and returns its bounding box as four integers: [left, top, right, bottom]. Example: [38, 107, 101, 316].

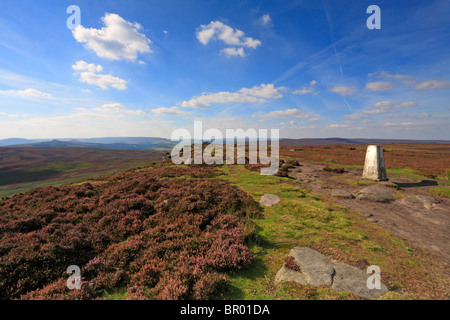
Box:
[0, 0, 449, 140]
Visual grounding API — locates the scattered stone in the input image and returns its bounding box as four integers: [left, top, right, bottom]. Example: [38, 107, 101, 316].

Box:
[367, 217, 378, 223]
[331, 189, 355, 199]
[289, 149, 295, 152]
[356, 185, 395, 203]
[401, 195, 439, 209]
[275, 247, 389, 299]
[331, 261, 388, 299]
[360, 211, 373, 218]
[259, 194, 281, 207]
[324, 166, 345, 173]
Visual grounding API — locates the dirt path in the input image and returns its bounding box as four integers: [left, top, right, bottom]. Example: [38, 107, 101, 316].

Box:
[286, 163, 450, 263]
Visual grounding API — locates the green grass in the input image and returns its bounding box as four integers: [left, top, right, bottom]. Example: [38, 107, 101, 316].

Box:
[216, 165, 443, 300]
[427, 186, 450, 198]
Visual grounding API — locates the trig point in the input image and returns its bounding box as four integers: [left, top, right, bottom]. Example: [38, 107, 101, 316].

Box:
[362, 145, 388, 181]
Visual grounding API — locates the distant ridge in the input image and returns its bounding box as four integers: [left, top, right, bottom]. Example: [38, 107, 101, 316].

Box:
[279, 138, 450, 146]
[0, 137, 176, 151]
[1, 137, 448, 150]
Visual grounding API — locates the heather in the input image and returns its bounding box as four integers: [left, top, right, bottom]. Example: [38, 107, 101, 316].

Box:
[0, 165, 259, 300]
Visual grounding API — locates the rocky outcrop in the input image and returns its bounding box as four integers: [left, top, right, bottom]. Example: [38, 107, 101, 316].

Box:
[275, 247, 389, 299]
[331, 189, 355, 199]
[356, 185, 395, 202]
[401, 195, 439, 209]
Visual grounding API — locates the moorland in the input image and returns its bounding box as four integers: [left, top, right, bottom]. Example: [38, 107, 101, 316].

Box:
[0, 142, 448, 300]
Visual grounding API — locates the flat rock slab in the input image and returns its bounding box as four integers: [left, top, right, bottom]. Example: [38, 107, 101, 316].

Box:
[356, 185, 395, 203]
[402, 195, 439, 209]
[275, 247, 389, 299]
[259, 194, 281, 207]
[289, 247, 335, 286]
[331, 189, 355, 199]
[331, 261, 388, 299]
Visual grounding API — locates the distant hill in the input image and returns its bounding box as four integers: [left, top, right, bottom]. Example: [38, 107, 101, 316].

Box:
[0, 137, 176, 151]
[279, 138, 450, 146]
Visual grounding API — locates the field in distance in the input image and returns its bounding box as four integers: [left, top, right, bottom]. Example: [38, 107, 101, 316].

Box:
[0, 147, 166, 198]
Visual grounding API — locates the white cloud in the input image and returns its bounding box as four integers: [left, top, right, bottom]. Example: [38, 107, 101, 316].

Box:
[258, 108, 312, 119]
[329, 124, 349, 128]
[414, 80, 450, 90]
[79, 72, 127, 90]
[293, 80, 317, 95]
[376, 71, 416, 85]
[330, 86, 356, 97]
[222, 47, 245, 57]
[366, 81, 394, 91]
[0, 88, 52, 99]
[72, 60, 127, 90]
[0, 112, 18, 118]
[260, 14, 272, 25]
[93, 103, 146, 117]
[196, 21, 261, 57]
[72, 60, 103, 73]
[240, 84, 283, 99]
[378, 71, 409, 79]
[180, 84, 283, 108]
[383, 122, 414, 127]
[72, 13, 152, 61]
[151, 107, 188, 116]
[363, 101, 417, 114]
[343, 113, 368, 119]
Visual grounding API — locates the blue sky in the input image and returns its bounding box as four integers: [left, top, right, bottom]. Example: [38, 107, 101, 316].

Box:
[0, 0, 449, 139]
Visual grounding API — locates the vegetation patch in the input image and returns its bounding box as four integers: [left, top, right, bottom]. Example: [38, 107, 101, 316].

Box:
[0, 165, 259, 300]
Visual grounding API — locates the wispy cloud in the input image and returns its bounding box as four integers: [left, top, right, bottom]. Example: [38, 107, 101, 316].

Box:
[293, 80, 317, 95]
[257, 108, 312, 119]
[330, 86, 356, 97]
[0, 88, 52, 99]
[259, 14, 272, 26]
[414, 80, 450, 90]
[180, 84, 283, 108]
[365, 81, 394, 91]
[151, 107, 188, 116]
[363, 101, 417, 114]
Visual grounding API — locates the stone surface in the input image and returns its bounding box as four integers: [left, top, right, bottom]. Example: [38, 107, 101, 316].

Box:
[356, 185, 395, 203]
[362, 145, 388, 181]
[274, 265, 308, 285]
[259, 194, 281, 207]
[289, 247, 335, 286]
[331, 261, 389, 299]
[275, 247, 389, 299]
[331, 189, 355, 199]
[402, 195, 439, 209]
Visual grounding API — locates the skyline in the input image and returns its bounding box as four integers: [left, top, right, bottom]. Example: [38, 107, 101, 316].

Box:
[0, 0, 449, 140]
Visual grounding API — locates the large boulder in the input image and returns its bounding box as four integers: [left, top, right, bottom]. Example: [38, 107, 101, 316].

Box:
[289, 247, 335, 286]
[331, 261, 389, 299]
[356, 185, 395, 202]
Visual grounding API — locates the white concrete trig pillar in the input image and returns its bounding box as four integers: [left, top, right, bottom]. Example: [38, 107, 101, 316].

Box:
[362, 145, 388, 181]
